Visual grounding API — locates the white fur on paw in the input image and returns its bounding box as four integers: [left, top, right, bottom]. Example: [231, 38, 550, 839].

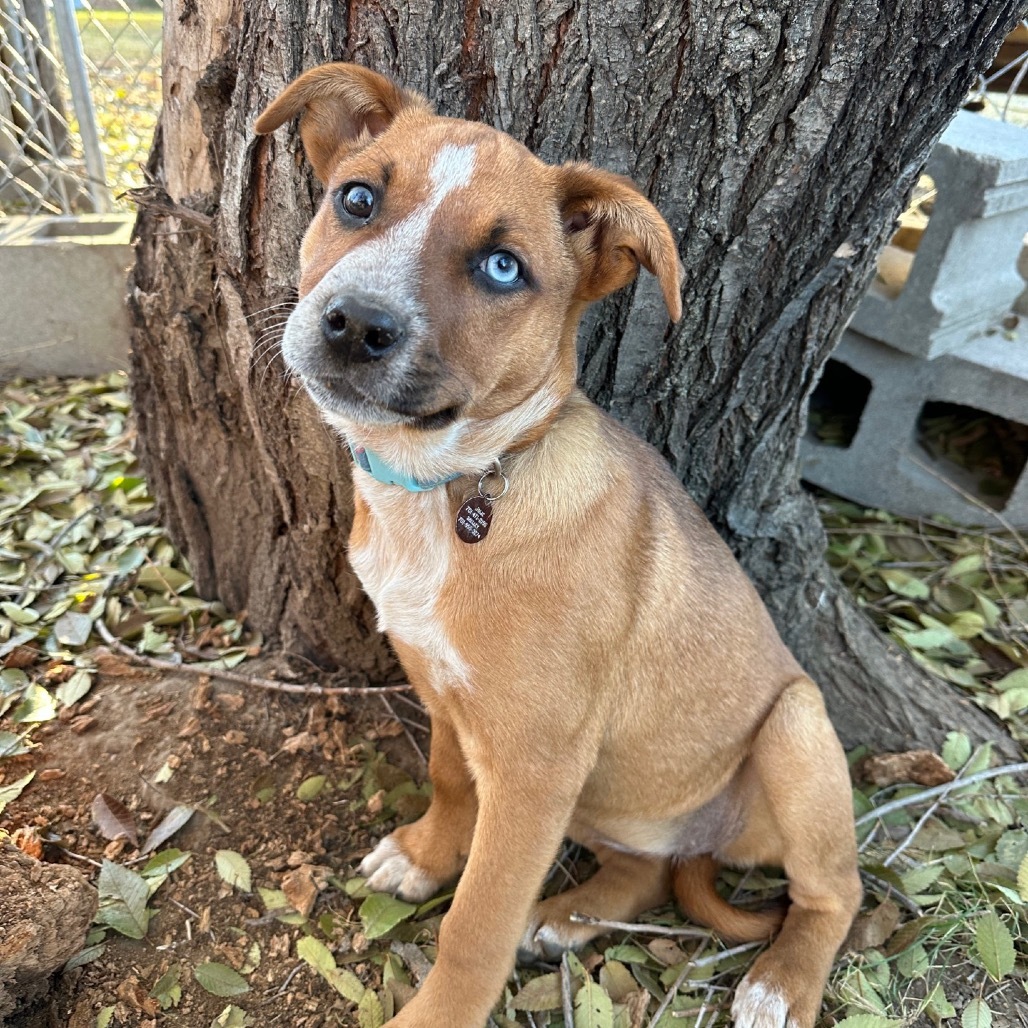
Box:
[731, 978, 799, 1028]
[359, 836, 440, 902]
[518, 918, 580, 961]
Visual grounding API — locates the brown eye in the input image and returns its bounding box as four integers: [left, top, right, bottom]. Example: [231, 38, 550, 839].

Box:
[337, 183, 375, 221]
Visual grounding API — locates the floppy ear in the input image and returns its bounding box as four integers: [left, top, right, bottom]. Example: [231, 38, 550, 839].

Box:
[254, 63, 430, 183]
[557, 163, 683, 322]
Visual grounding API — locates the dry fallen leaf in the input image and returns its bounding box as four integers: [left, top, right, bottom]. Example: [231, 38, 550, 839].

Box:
[646, 937, 688, 966]
[103, 837, 130, 860]
[281, 864, 319, 918]
[844, 898, 901, 952]
[11, 825, 43, 859]
[279, 731, 317, 754]
[191, 681, 213, 710]
[3, 645, 38, 670]
[178, 715, 202, 738]
[91, 792, 139, 847]
[94, 651, 145, 679]
[856, 750, 955, 788]
[141, 805, 195, 854]
[116, 976, 158, 1016]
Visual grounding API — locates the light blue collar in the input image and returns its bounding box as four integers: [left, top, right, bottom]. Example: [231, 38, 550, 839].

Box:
[349, 442, 462, 492]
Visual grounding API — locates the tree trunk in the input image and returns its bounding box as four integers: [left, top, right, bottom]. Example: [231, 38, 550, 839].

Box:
[129, 0, 1022, 750]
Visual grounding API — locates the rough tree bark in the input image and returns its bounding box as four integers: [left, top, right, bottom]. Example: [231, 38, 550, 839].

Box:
[129, 0, 1022, 751]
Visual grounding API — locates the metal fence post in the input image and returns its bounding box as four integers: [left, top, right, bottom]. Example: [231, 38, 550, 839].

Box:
[50, 0, 109, 212]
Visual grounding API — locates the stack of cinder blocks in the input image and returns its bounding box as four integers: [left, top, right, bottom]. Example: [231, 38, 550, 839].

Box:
[802, 111, 1028, 528]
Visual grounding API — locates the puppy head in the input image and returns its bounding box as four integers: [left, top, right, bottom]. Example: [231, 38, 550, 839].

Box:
[256, 64, 681, 467]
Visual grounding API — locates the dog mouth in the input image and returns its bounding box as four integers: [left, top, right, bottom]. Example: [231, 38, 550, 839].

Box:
[306, 374, 462, 430]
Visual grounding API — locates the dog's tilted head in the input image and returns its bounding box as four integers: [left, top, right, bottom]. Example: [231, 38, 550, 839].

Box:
[256, 64, 682, 470]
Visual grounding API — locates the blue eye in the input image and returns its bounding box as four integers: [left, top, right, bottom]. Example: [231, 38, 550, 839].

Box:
[481, 251, 521, 286]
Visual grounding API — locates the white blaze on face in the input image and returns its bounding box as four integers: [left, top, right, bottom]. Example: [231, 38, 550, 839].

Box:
[281, 142, 479, 377]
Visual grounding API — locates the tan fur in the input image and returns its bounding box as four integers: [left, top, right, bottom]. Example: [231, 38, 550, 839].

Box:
[256, 64, 861, 1028]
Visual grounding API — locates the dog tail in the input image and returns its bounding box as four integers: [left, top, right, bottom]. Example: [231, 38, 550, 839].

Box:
[672, 854, 786, 943]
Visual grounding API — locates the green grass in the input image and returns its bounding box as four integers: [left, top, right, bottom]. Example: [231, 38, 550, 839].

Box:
[75, 9, 161, 69]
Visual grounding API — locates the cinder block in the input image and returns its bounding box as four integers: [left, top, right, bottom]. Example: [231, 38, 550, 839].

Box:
[852, 112, 1028, 359]
[802, 327, 1028, 528]
[0, 215, 133, 379]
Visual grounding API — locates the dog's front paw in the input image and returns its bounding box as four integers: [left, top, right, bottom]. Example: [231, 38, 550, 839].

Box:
[731, 973, 803, 1028]
[517, 910, 587, 963]
[360, 834, 442, 902]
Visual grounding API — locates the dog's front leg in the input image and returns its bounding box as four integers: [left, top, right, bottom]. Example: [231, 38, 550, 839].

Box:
[362, 709, 477, 900]
[385, 765, 585, 1028]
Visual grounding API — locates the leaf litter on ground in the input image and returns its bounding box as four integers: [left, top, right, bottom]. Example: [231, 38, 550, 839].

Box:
[0, 374, 262, 742]
[819, 494, 1028, 745]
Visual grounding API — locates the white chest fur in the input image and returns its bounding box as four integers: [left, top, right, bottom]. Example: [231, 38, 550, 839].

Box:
[348, 480, 471, 692]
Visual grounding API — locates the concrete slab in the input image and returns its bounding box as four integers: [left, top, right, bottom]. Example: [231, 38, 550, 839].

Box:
[0, 214, 133, 379]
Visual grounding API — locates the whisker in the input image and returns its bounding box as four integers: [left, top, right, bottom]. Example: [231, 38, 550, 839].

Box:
[245, 297, 298, 322]
[250, 339, 284, 370]
[257, 349, 286, 394]
[249, 316, 292, 338]
[252, 325, 289, 349]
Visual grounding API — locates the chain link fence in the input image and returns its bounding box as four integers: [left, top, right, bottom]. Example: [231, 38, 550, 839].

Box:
[0, 0, 161, 217]
[970, 18, 1028, 126]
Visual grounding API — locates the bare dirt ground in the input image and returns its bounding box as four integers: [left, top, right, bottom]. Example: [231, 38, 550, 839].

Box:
[2, 658, 428, 1028]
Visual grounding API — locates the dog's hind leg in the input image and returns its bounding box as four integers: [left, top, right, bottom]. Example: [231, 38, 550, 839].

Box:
[361, 710, 477, 901]
[724, 678, 861, 1028]
[519, 844, 671, 959]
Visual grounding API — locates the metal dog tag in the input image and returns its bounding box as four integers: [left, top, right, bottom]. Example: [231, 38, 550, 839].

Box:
[455, 496, 493, 544]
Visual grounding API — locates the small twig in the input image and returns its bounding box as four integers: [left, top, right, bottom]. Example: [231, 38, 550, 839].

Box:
[244, 908, 294, 927]
[168, 896, 200, 920]
[884, 795, 947, 868]
[569, 912, 711, 939]
[392, 711, 430, 734]
[380, 695, 428, 768]
[858, 820, 881, 854]
[390, 691, 429, 719]
[95, 620, 413, 696]
[855, 761, 1028, 826]
[59, 848, 102, 869]
[883, 752, 981, 867]
[123, 185, 214, 232]
[647, 947, 700, 1027]
[548, 843, 582, 891]
[389, 940, 434, 986]
[859, 869, 922, 916]
[275, 962, 305, 996]
[560, 953, 575, 1028]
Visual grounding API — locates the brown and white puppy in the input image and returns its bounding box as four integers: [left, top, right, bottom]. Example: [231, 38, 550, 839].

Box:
[255, 64, 861, 1028]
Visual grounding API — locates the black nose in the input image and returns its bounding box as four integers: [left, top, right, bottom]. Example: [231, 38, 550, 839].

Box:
[320, 296, 404, 362]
